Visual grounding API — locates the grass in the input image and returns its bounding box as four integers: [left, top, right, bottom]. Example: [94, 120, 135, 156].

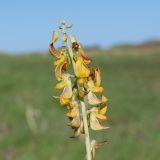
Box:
[0, 52, 160, 160]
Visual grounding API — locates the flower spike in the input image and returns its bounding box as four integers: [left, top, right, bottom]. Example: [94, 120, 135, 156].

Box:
[49, 21, 109, 160]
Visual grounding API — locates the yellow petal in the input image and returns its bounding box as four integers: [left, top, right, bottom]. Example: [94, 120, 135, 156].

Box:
[66, 106, 78, 118]
[51, 31, 58, 44]
[99, 105, 107, 115]
[91, 86, 103, 93]
[66, 111, 76, 118]
[90, 112, 109, 130]
[87, 80, 103, 93]
[59, 96, 70, 106]
[78, 78, 88, 84]
[51, 31, 58, 43]
[94, 68, 101, 87]
[93, 106, 107, 120]
[75, 57, 90, 78]
[95, 114, 107, 120]
[55, 79, 66, 89]
[54, 55, 66, 66]
[101, 96, 107, 103]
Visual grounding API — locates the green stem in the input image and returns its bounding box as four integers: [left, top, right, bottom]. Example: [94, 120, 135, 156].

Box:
[80, 101, 92, 160]
[66, 41, 75, 69]
[66, 35, 91, 160]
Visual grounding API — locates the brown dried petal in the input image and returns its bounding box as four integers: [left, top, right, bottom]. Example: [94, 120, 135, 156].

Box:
[79, 48, 91, 61]
[55, 61, 67, 80]
[91, 140, 108, 159]
[49, 44, 60, 58]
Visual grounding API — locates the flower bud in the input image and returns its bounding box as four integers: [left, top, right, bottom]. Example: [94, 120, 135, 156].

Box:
[51, 31, 58, 44]
[62, 33, 67, 43]
[70, 36, 76, 43]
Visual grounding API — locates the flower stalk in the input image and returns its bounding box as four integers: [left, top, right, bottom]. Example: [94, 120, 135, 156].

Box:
[49, 20, 109, 160]
[80, 100, 92, 160]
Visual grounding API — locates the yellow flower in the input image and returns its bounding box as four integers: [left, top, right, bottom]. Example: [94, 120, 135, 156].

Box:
[74, 57, 90, 78]
[65, 100, 78, 117]
[59, 96, 70, 107]
[87, 80, 103, 93]
[74, 57, 90, 97]
[55, 74, 72, 99]
[94, 103, 107, 121]
[66, 105, 78, 118]
[90, 68, 101, 87]
[89, 102, 108, 130]
[89, 108, 109, 130]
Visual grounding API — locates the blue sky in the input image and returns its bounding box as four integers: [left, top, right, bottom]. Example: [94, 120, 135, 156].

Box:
[0, 0, 160, 53]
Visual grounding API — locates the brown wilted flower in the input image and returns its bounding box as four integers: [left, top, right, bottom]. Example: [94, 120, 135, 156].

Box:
[72, 41, 79, 50]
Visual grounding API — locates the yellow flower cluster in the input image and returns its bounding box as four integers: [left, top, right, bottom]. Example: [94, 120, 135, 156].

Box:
[49, 23, 109, 159]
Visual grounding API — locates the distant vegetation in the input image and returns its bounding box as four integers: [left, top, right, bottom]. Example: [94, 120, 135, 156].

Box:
[85, 40, 160, 55]
[0, 40, 160, 55]
[0, 44, 160, 159]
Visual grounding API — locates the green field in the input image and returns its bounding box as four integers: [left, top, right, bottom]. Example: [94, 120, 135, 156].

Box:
[0, 52, 160, 160]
